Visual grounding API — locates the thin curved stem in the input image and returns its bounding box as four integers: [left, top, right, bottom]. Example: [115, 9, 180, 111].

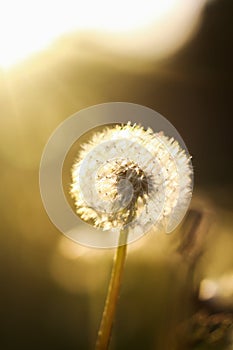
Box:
[95, 229, 128, 350]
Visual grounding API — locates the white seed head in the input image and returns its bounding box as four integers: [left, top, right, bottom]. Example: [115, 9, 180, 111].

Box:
[70, 122, 193, 234]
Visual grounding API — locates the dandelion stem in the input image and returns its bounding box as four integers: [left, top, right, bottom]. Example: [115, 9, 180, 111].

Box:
[95, 229, 128, 350]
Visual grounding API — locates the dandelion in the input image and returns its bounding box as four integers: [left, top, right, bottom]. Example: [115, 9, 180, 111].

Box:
[70, 122, 192, 234]
[39, 103, 194, 350]
[69, 122, 193, 350]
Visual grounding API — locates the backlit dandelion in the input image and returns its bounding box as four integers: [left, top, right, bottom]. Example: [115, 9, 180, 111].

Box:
[70, 122, 193, 235]
[39, 104, 194, 350]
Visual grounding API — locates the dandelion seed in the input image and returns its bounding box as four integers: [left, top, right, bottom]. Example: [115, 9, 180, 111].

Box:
[70, 122, 193, 234]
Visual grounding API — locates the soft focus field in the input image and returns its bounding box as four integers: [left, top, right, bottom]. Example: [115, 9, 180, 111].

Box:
[0, 1, 233, 349]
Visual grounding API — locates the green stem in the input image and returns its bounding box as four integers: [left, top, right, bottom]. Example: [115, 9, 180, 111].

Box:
[95, 229, 128, 350]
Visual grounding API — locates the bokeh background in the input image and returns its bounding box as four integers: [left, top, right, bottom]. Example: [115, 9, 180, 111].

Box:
[0, 0, 233, 349]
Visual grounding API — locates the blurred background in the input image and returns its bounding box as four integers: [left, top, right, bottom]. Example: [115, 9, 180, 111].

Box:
[0, 0, 233, 349]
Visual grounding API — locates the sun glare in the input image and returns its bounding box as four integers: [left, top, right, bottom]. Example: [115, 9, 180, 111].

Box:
[0, 0, 206, 69]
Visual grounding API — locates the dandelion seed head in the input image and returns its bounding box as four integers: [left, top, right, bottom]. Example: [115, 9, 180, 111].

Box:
[70, 122, 193, 234]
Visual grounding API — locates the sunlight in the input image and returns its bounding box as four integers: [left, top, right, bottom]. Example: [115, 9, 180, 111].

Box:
[0, 0, 206, 69]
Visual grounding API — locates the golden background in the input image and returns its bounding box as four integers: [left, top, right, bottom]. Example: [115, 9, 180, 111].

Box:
[0, 1, 232, 349]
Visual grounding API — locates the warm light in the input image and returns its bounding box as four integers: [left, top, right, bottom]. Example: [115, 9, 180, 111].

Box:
[0, 0, 207, 69]
[199, 273, 233, 302]
[58, 236, 88, 260]
[199, 279, 218, 300]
